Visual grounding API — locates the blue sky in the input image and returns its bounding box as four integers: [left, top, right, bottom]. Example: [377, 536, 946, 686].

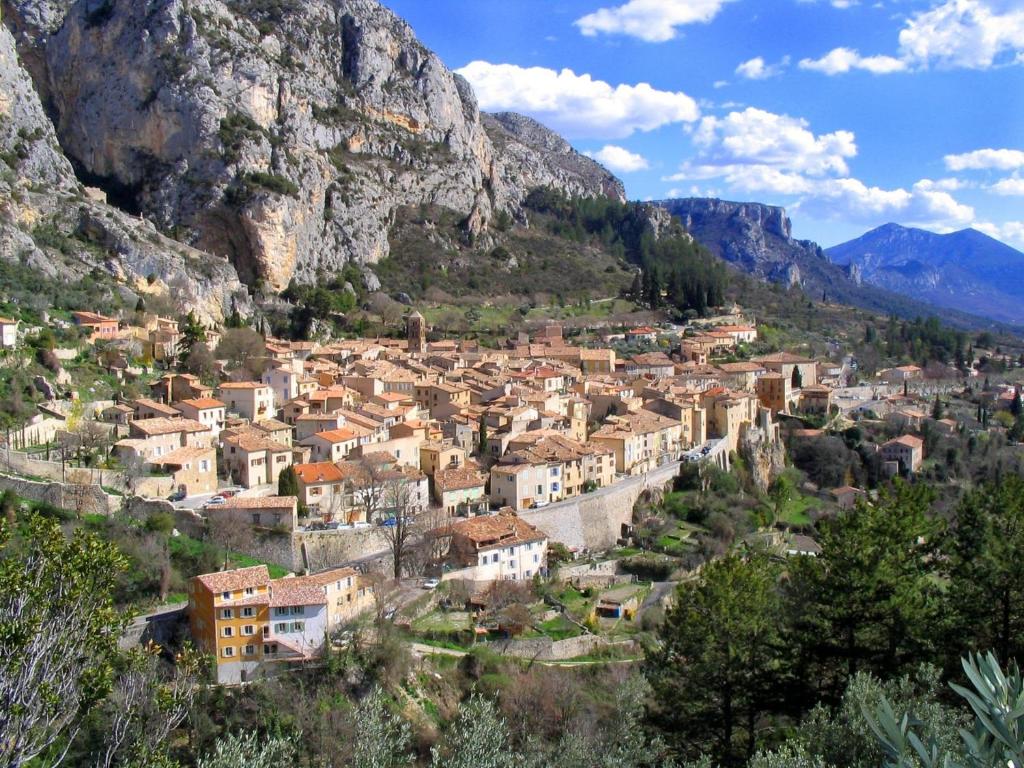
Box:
[383, 0, 1024, 249]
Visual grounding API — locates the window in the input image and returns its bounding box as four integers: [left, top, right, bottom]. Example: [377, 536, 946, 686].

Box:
[510, 560, 516, 569]
[275, 622, 288, 633]
[242, 607, 255, 618]
[291, 621, 305, 632]
[221, 591, 231, 601]
[533, 554, 540, 563]
[243, 625, 255, 636]
[222, 627, 233, 638]
[274, 607, 288, 617]
[537, 485, 543, 495]
[244, 587, 255, 596]
[222, 646, 234, 658]
[220, 608, 232, 620]
[243, 644, 255, 656]
[551, 482, 560, 492]
[200, 460, 210, 472]
[290, 606, 303, 615]
[263, 643, 277, 655]
[492, 553, 500, 564]
[550, 467, 559, 477]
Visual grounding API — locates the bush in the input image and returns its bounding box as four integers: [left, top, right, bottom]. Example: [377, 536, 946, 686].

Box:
[620, 554, 675, 581]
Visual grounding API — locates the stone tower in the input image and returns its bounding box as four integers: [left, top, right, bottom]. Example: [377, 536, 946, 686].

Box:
[407, 310, 426, 354]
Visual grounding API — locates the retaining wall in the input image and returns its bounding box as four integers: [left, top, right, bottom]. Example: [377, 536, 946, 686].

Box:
[519, 461, 682, 551]
[487, 635, 635, 661]
[0, 472, 120, 515]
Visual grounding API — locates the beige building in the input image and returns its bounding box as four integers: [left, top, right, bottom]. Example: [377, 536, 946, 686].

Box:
[442, 512, 548, 583]
[589, 411, 682, 475]
[881, 435, 924, 473]
[217, 382, 275, 423]
[177, 398, 227, 440]
[222, 432, 294, 488]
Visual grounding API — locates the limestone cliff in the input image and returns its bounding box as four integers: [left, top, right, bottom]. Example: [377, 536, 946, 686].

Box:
[0, 19, 247, 323]
[4, 0, 623, 294]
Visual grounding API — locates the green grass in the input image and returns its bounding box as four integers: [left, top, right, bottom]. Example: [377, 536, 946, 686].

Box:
[168, 534, 288, 578]
[538, 614, 583, 641]
[778, 495, 820, 527]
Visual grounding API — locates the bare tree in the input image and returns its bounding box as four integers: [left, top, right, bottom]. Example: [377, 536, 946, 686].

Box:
[378, 481, 417, 579]
[402, 505, 452, 576]
[355, 455, 391, 524]
[207, 512, 257, 569]
[95, 645, 200, 768]
[367, 293, 403, 329]
[64, 469, 96, 519]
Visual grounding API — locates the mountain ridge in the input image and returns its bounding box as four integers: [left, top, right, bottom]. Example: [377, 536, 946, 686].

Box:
[827, 223, 1024, 325]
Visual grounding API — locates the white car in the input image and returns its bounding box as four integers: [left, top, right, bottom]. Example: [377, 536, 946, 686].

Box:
[203, 496, 227, 508]
[422, 578, 440, 590]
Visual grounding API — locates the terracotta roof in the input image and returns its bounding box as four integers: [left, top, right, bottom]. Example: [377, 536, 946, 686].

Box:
[149, 446, 214, 466]
[310, 428, 358, 444]
[449, 512, 546, 550]
[219, 495, 297, 509]
[300, 566, 360, 586]
[886, 435, 924, 450]
[131, 417, 208, 436]
[218, 381, 268, 390]
[435, 466, 487, 492]
[294, 462, 345, 484]
[195, 565, 270, 594]
[180, 398, 225, 409]
[270, 577, 327, 607]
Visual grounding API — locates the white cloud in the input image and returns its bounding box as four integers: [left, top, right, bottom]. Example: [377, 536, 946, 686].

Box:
[915, 177, 967, 191]
[687, 107, 857, 176]
[735, 56, 789, 79]
[455, 61, 699, 139]
[800, 1, 1024, 75]
[944, 148, 1024, 171]
[975, 221, 1024, 248]
[991, 177, 1024, 195]
[584, 145, 650, 172]
[898, 0, 1024, 70]
[574, 0, 734, 42]
[794, 178, 975, 228]
[798, 47, 908, 74]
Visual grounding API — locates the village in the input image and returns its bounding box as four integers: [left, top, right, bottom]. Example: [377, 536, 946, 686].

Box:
[0, 303, 1017, 683]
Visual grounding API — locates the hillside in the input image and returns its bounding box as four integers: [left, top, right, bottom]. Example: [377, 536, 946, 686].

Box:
[827, 223, 1024, 325]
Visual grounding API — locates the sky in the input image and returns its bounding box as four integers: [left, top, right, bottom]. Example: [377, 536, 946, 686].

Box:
[383, 0, 1024, 249]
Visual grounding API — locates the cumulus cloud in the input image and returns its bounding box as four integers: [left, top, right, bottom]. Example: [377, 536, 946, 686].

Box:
[663, 107, 975, 230]
[975, 221, 1024, 247]
[800, 1, 1024, 75]
[735, 56, 789, 79]
[991, 177, 1024, 195]
[798, 47, 908, 74]
[944, 148, 1024, 171]
[455, 61, 699, 139]
[898, 0, 1024, 70]
[574, 0, 734, 42]
[793, 178, 975, 228]
[685, 107, 857, 176]
[584, 145, 650, 172]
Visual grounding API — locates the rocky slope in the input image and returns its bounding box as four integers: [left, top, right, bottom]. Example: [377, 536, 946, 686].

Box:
[0, 18, 246, 323]
[2, 0, 622, 296]
[656, 198, 1014, 330]
[827, 223, 1024, 325]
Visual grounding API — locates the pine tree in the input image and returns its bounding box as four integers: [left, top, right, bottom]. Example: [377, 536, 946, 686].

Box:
[932, 395, 943, 420]
[791, 365, 803, 389]
[478, 418, 488, 456]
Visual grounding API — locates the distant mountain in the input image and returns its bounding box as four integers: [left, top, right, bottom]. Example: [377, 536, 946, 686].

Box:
[827, 224, 1024, 325]
[655, 198, 1017, 331]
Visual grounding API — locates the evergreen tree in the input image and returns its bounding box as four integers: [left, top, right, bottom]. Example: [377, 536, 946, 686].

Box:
[647, 552, 785, 764]
[792, 366, 803, 389]
[352, 688, 413, 768]
[431, 694, 517, 768]
[931, 395, 943, 420]
[1012, 389, 1022, 417]
[177, 311, 207, 366]
[478, 418, 489, 456]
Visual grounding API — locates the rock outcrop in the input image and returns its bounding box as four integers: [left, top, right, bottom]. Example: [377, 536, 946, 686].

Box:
[6, 0, 622, 293]
[0, 19, 247, 322]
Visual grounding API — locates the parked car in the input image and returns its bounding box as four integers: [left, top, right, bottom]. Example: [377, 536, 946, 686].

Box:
[218, 489, 240, 498]
[167, 489, 186, 502]
[422, 578, 440, 590]
[353, 521, 371, 529]
[204, 496, 226, 508]
[380, 517, 397, 527]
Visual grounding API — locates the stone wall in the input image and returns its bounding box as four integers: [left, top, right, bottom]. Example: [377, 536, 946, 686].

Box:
[487, 635, 635, 661]
[0, 472, 120, 515]
[519, 461, 682, 551]
[0, 447, 125, 487]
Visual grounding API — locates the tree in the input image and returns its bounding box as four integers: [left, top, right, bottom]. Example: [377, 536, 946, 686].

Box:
[198, 732, 295, 768]
[431, 694, 517, 768]
[183, 341, 217, 382]
[93, 644, 201, 768]
[792, 365, 803, 389]
[941, 477, 1024, 666]
[351, 687, 412, 768]
[785, 482, 941, 702]
[216, 327, 267, 378]
[177, 311, 207, 366]
[931, 395, 944, 421]
[478, 418, 489, 456]
[647, 552, 785, 764]
[0, 513, 128, 767]
[379, 481, 418, 579]
[767, 473, 794, 529]
[1013, 389, 1023, 418]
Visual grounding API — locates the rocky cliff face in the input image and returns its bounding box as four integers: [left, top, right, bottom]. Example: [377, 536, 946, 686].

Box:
[3, 0, 622, 295]
[482, 112, 625, 204]
[656, 198, 823, 285]
[0, 18, 247, 323]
